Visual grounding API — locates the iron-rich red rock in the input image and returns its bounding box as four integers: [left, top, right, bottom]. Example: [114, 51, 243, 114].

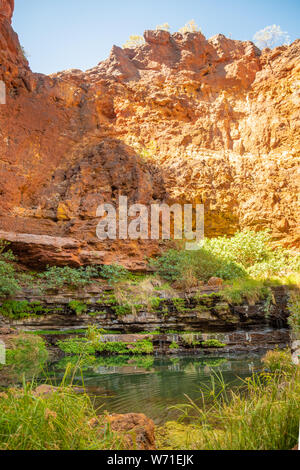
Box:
[106, 413, 156, 450]
[0, 1, 299, 269]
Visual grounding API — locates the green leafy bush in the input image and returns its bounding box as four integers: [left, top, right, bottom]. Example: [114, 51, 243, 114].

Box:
[202, 230, 272, 268]
[57, 338, 96, 356]
[68, 301, 88, 316]
[203, 230, 300, 279]
[151, 231, 300, 286]
[57, 337, 154, 356]
[151, 248, 245, 285]
[55, 354, 154, 370]
[100, 265, 130, 285]
[261, 349, 294, 373]
[0, 300, 45, 319]
[40, 266, 99, 290]
[96, 339, 153, 355]
[201, 339, 226, 348]
[113, 304, 134, 316]
[220, 279, 272, 305]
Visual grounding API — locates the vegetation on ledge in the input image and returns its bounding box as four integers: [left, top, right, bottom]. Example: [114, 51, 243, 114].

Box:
[58, 338, 154, 356]
[151, 230, 300, 290]
[57, 328, 154, 356]
[0, 231, 299, 322]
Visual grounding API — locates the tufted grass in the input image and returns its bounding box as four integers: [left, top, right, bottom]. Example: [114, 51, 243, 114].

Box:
[0, 377, 122, 450]
[158, 350, 300, 450]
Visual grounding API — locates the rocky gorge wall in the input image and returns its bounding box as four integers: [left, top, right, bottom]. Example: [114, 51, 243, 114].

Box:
[0, 284, 291, 355]
[0, 1, 299, 269]
[0, 284, 289, 333]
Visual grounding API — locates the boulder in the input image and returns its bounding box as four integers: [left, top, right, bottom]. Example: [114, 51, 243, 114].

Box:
[106, 413, 156, 450]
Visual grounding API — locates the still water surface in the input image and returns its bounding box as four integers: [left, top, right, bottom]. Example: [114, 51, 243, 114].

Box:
[50, 355, 263, 424]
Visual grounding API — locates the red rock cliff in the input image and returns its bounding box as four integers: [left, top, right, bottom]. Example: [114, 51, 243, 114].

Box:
[0, 1, 299, 268]
[0, 0, 13, 23]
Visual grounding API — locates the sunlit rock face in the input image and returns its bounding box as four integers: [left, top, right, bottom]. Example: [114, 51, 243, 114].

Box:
[0, 0, 14, 23]
[0, 1, 299, 268]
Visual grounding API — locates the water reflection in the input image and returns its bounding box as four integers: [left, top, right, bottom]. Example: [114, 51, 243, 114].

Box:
[50, 355, 263, 424]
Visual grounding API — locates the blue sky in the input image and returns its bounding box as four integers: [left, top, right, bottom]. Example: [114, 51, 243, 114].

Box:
[13, 0, 300, 75]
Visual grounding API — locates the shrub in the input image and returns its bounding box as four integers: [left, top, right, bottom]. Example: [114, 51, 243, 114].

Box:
[113, 304, 133, 316]
[150, 230, 299, 287]
[149, 249, 183, 282]
[202, 230, 273, 268]
[261, 349, 294, 373]
[181, 333, 201, 348]
[0, 300, 44, 319]
[253, 25, 290, 49]
[112, 277, 168, 315]
[179, 20, 202, 34]
[100, 265, 130, 285]
[203, 230, 300, 279]
[57, 338, 96, 356]
[68, 301, 88, 316]
[156, 23, 170, 32]
[96, 340, 153, 355]
[85, 325, 102, 343]
[150, 248, 246, 285]
[40, 266, 99, 290]
[20, 45, 29, 60]
[57, 337, 154, 356]
[201, 339, 226, 348]
[169, 342, 180, 350]
[122, 35, 145, 49]
[220, 279, 272, 305]
[0, 261, 20, 298]
[55, 354, 154, 370]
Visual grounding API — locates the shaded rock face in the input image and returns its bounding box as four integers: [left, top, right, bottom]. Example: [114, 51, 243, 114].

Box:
[0, 286, 290, 334]
[0, 2, 299, 268]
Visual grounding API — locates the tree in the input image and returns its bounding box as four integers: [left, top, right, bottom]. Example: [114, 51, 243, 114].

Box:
[179, 20, 202, 34]
[123, 35, 145, 49]
[156, 23, 170, 32]
[253, 25, 290, 49]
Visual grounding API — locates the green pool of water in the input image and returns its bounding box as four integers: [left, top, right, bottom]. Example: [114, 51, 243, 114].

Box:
[49, 355, 263, 424]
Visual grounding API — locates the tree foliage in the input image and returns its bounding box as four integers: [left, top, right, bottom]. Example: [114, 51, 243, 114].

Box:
[179, 20, 202, 34]
[123, 35, 145, 49]
[156, 23, 170, 32]
[253, 24, 290, 49]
